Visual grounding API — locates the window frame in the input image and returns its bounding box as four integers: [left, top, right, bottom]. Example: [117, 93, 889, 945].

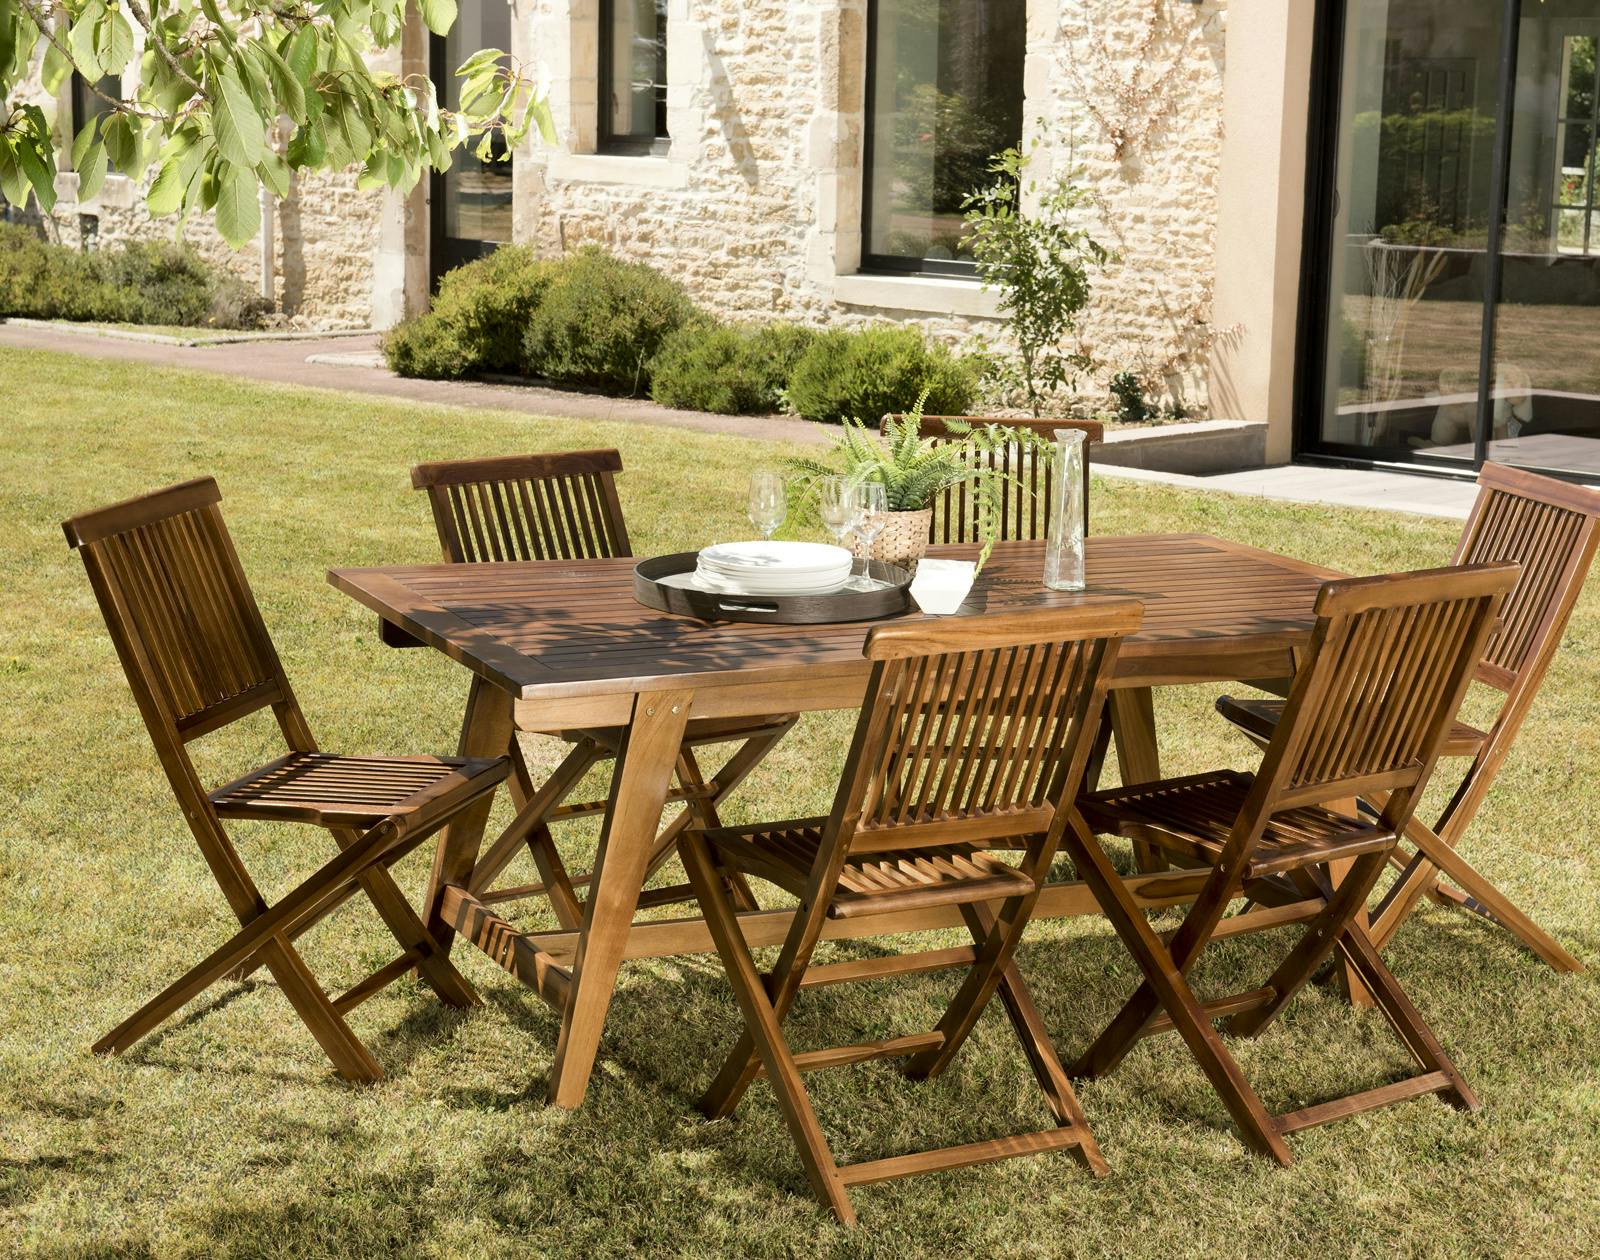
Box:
[859, 0, 1022, 280]
[597, 0, 670, 157]
[1552, 34, 1600, 256]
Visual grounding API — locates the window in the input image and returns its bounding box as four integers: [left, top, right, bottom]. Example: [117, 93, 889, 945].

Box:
[600, 0, 668, 155]
[72, 72, 121, 173]
[1553, 34, 1598, 255]
[862, 0, 1025, 276]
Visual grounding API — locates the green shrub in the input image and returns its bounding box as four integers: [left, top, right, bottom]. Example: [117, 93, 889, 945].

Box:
[784, 324, 979, 424]
[0, 223, 269, 328]
[522, 246, 699, 394]
[382, 245, 552, 379]
[649, 321, 817, 414]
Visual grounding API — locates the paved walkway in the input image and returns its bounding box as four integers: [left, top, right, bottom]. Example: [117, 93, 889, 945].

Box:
[3, 321, 1485, 519]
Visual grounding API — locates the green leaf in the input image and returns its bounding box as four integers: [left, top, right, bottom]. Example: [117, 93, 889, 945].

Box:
[102, 112, 140, 173]
[256, 149, 289, 198]
[214, 162, 261, 247]
[146, 137, 201, 215]
[76, 137, 108, 201]
[0, 142, 27, 208]
[16, 137, 56, 213]
[68, 0, 106, 80]
[72, 117, 99, 169]
[42, 38, 71, 91]
[256, 37, 306, 122]
[211, 65, 265, 169]
[418, 0, 456, 37]
[97, 7, 134, 75]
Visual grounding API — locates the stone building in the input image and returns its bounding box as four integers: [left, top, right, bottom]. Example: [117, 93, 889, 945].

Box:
[23, 1, 1600, 482]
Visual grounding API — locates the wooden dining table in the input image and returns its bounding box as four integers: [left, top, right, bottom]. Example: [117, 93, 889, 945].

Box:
[330, 533, 1338, 1107]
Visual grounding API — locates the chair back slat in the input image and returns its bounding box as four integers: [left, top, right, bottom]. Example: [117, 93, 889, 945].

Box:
[837, 603, 1140, 851]
[1263, 565, 1517, 808]
[64, 479, 287, 738]
[411, 449, 631, 562]
[1452, 463, 1600, 689]
[880, 415, 1103, 544]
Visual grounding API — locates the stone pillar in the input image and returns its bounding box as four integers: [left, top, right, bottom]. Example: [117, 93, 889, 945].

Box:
[1208, 2, 1318, 464]
[371, 13, 431, 325]
[804, 0, 866, 288]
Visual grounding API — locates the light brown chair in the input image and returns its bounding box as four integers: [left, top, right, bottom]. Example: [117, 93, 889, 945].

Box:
[410, 449, 797, 927]
[1071, 563, 1517, 1163]
[879, 414, 1103, 541]
[65, 478, 508, 1082]
[678, 602, 1141, 1225]
[1218, 463, 1600, 972]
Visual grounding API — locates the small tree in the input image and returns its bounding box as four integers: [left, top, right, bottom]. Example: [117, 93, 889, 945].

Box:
[962, 141, 1111, 417]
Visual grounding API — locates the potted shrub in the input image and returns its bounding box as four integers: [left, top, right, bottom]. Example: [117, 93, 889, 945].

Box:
[787, 403, 1048, 571]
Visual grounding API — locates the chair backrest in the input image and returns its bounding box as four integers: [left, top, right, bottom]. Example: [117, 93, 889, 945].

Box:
[1451, 463, 1600, 697]
[1250, 564, 1517, 829]
[879, 415, 1103, 544]
[63, 478, 299, 747]
[410, 449, 632, 563]
[823, 603, 1142, 868]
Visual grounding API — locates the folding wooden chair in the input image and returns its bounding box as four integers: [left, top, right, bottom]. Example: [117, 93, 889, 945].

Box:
[410, 449, 797, 927]
[65, 478, 508, 1082]
[1218, 464, 1600, 972]
[878, 414, 1103, 540]
[1069, 563, 1517, 1163]
[678, 602, 1141, 1225]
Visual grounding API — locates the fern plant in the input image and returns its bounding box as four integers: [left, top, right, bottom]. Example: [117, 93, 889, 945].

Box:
[787, 396, 1051, 570]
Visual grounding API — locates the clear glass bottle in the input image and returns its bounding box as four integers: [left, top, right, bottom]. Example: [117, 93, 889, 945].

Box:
[1043, 428, 1086, 591]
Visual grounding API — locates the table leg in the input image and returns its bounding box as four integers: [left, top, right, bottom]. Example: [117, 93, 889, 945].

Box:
[424, 676, 516, 957]
[1109, 688, 1166, 873]
[548, 688, 693, 1108]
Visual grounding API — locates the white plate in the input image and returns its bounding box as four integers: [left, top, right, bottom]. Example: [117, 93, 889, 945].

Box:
[698, 540, 853, 575]
[692, 566, 850, 596]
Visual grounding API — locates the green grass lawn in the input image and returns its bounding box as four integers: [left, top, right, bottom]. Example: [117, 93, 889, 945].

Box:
[3, 345, 1598, 1258]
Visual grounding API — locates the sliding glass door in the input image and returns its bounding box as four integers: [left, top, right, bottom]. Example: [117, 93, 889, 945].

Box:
[1302, 0, 1600, 481]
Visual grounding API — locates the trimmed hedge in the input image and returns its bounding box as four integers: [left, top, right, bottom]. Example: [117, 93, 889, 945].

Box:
[383, 245, 551, 379]
[0, 223, 270, 328]
[521, 246, 698, 394]
[649, 321, 817, 414]
[383, 246, 981, 422]
[784, 324, 979, 423]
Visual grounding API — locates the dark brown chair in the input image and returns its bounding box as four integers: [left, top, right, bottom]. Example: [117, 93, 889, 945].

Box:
[1070, 563, 1517, 1163]
[411, 449, 797, 927]
[678, 602, 1141, 1225]
[879, 414, 1103, 542]
[1217, 463, 1600, 972]
[65, 478, 508, 1082]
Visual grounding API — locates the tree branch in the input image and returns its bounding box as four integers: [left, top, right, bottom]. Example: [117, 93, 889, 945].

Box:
[13, 0, 173, 121]
[123, 0, 208, 99]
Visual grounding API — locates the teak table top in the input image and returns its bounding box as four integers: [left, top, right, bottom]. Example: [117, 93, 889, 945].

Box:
[329, 535, 1336, 722]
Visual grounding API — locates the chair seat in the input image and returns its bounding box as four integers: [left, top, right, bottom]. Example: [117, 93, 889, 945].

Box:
[704, 819, 1036, 919]
[211, 752, 507, 828]
[1079, 770, 1395, 879]
[1217, 695, 1488, 759]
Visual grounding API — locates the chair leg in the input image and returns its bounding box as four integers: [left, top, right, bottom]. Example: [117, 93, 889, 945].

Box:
[329, 825, 479, 1009]
[1227, 849, 1389, 1037]
[680, 833, 855, 1225]
[467, 739, 601, 908]
[1335, 924, 1480, 1112]
[1060, 818, 1291, 1164]
[932, 901, 1108, 1175]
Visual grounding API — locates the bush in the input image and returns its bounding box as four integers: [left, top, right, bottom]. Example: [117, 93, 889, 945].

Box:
[0, 223, 270, 328]
[382, 245, 551, 380]
[522, 246, 699, 394]
[649, 321, 817, 414]
[784, 324, 979, 424]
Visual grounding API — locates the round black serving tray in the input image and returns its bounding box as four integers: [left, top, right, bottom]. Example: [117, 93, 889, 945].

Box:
[633, 551, 914, 624]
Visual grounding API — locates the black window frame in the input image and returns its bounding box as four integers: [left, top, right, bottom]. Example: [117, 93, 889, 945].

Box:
[1291, 0, 1597, 485]
[598, 0, 669, 157]
[860, 0, 1023, 280]
[428, 29, 513, 287]
[70, 71, 122, 174]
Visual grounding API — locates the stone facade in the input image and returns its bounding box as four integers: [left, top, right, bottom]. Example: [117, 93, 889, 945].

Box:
[26, 1, 1234, 410]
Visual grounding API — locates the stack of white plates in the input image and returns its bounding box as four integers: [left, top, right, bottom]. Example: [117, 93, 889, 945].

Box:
[695, 541, 854, 596]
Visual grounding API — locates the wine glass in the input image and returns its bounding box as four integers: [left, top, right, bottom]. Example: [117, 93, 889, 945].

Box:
[747, 470, 786, 541]
[817, 476, 861, 551]
[851, 481, 888, 588]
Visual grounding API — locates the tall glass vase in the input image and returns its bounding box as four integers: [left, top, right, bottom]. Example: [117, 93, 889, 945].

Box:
[1043, 428, 1086, 591]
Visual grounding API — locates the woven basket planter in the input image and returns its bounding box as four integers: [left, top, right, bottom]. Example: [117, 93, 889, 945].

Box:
[852, 508, 933, 571]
